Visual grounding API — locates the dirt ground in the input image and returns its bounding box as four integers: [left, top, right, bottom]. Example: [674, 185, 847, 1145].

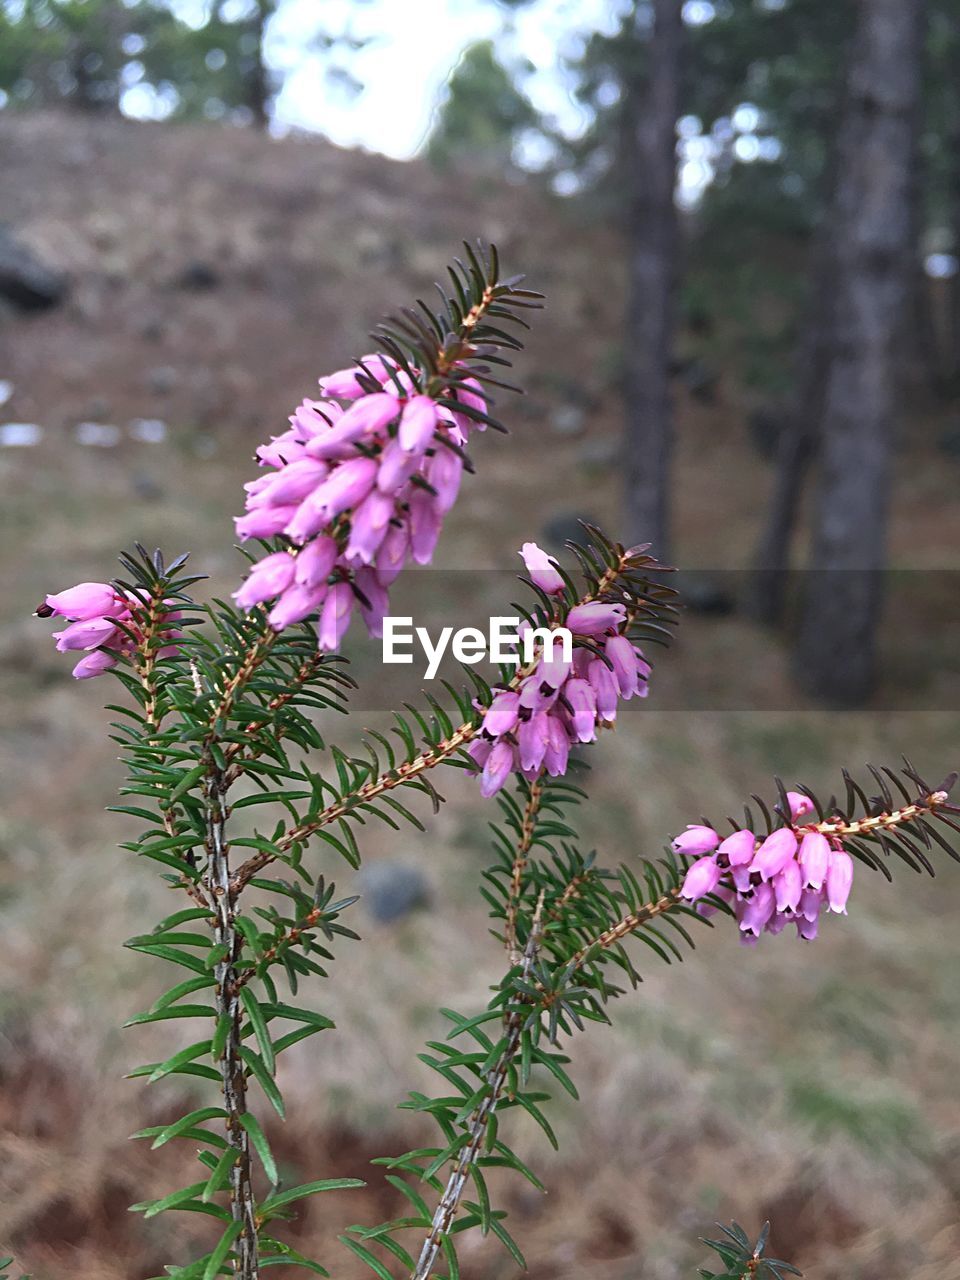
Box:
[1, 111, 959, 1278]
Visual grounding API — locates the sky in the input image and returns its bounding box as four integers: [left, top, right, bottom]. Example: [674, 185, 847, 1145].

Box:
[267, 0, 627, 159]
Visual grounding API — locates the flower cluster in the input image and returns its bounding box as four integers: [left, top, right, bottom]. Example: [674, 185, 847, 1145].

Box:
[676, 791, 854, 943]
[37, 582, 180, 679]
[234, 354, 486, 649]
[467, 542, 651, 797]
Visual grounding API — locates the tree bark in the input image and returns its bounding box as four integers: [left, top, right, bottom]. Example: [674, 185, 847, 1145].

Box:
[248, 0, 271, 130]
[622, 0, 683, 562]
[747, 222, 836, 625]
[793, 0, 925, 704]
[206, 765, 260, 1278]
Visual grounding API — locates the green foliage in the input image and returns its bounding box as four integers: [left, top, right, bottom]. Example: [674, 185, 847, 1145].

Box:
[426, 39, 538, 173]
[67, 238, 960, 1280]
[0, 0, 365, 124]
[698, 1220, 800, 1280]
[0, 0, 134, 111]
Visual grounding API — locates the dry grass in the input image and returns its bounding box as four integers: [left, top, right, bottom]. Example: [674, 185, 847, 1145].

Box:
[1, 111, 959, 1277]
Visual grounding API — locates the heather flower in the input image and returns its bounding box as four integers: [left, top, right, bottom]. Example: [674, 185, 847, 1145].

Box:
[739, 882, 776, 936]
[543, 716, 570, 777]
[408, 490, 442, 564]
[518, 712, 550, 772]
[485, 691, 521, 736]
[40, 578, 181, 679]
[605, 634, 640, 697]
[798, 831, 830, 890]
[267, 582, 328, 631]
[375, 523, 409, 585]
[752, 827, 798, 881]
[306, 393, 400, 458]
[295, 536, 338, 589]
[54, 616, 125, 651]
[480, 740, 515, 799]
[233, 551, 296, 610]
[564, 678, 597, 743]
[235, 351, 492, 652]
[519, 542, 565, 595]
[375, 439, 421, 492]
[773, 859, 803, 913]
[465, 553, 660, 798]
[787, 790, 815, 820]
[398, 396, 439, 452]
[72, 649, 120, 679]
[681, 856, 722, 901]
[353, 567, 389, 638]
[235, 505, 299, 541]
[718, 829, 756, 866]
[587, 658, 619, 720]
[45, 582, 125, 620]
[345, 490, 395, 565]
[669, 792, 861, 944]
[424, 447, 463, 514]
[566, 601, 628, 636]
[252, 458, 329, 506]
[672, 825, 721, 856]
[826, 847, 854, 914]
[318, 581, 354, 651]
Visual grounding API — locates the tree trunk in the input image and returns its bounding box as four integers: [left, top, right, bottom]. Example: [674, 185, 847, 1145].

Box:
[793, 0, 925, 704]
[246, 0, 271, 130]
[948, 22, 960, 391]
[622, 0, 683, 562]
[747, 221, 836, 625]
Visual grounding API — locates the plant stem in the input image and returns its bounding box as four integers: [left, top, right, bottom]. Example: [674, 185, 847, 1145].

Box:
[410, 893, 545, 1280]
[504, 778, 542, 964]
[205, 761, 260, 1278]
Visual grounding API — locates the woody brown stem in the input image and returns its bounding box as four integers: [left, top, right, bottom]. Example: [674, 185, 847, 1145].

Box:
[222, 651, 328, 785]
[504, 778, 543, 964]
[812, 790, 949, 839]
[569, 888, 682, 974]
[231, 720, 480, 892]
[410, 893, 545, 1280]
[232, 903, 324, 993]
[205, 760, 260, 1278]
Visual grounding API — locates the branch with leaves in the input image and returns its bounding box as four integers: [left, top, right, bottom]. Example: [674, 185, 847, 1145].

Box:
[30, 241, 955, 1279]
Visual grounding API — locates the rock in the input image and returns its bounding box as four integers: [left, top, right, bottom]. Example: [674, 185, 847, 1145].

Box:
[542, 512, 601, 551]
[83, 395, 113, 422]
[178, 260, 220, 291]
[680, 573, 736, 615]
[147, 365, 178, 395]
[0, 226, 68, 311]
[132, 471, 163, 501]
[357, 860, 429, 923]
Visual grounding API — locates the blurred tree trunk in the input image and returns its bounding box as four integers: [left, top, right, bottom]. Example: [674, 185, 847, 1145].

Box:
[622, 0, 683, 562]
[246, 0, 271, 129]
[949, 25, 960, 390]
[746, 221, 836, 625]
[793, 0, 926, 704]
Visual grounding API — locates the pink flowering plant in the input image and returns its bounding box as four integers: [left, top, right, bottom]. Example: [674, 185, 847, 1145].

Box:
[31, 243, 959, 1280]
